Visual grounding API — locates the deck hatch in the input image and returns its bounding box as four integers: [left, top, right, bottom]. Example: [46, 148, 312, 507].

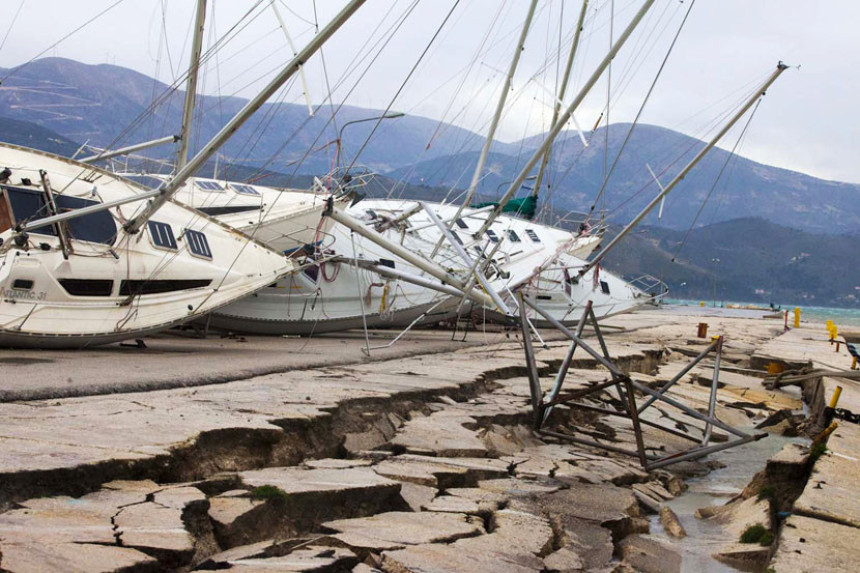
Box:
[185, 229, 212, 259]
[147, 221, 177, 250]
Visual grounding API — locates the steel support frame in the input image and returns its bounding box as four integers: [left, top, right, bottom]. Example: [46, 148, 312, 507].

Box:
[517, 293, 766, 469]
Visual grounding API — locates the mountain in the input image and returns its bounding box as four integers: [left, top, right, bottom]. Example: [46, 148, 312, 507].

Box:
[1, 114, 855, 309]
[0, 58, 515, 175]
[0, 58, 858, 237]
[391, 124, 860, 236]
[598, 217, 859, 308]
[0, 117, 81, 157]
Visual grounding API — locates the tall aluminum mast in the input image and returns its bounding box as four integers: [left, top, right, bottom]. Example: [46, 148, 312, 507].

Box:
[453, 0, 539, 216]
[579, 62, 789, 276]
[531, 0, 589, 202]
[177, 0, 207, 171]
[472, 0, 656, 240]
[21, 0, 368, 235]
[124, 0, 367, 233]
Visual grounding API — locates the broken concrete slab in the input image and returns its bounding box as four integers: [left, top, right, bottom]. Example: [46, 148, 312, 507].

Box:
[226, 545, 359, 572]
[557, 518, 614, 571]
[476, 477, 562, 497]
[0, 542, 160, 573]
[196, 539, 300, 570]
[382, 541, 544, 573]
[208, 495, 270, 549]
[396, 482, 437, 513]
[373, 455, 508, 489]
[387, 414, 489, 457]
[0, 481, 207, 570]
[619, 535, 681, 573]
[455, 509, 554, 557]
[421, 495, 481, 515]
[209, 466, 403, 548]
[321, 511, 483, 553]
[659, 507, 686, 538]
[793, 444, 860, 528]
[701, 496, 771, 540]
[712, 542, 772, 571]
[542, 546, 584, 572]
[443, 488, 508, 513]
[113, 501, 196, 567]
[302, 458, 374, 470]
[769, 514, 860, 573]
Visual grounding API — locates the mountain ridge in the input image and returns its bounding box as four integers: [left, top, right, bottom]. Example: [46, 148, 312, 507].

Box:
[0, 57, 857, 236]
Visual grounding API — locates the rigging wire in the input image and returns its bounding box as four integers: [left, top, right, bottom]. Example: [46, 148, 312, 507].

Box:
[1, 0, 130, 84]
[670, 99, 763, 262]
[0, 0, 27, 54]
[587, 0, 696, 219]
[345, 1, 462, 174]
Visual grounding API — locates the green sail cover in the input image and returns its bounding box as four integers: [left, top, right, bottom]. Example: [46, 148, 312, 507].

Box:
[475, 195, 537, 220]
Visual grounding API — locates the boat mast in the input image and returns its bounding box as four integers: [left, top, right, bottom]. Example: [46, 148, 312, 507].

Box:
[123, 0, 367, 234]
[531, 0, 589, 203]
[578, 62, 789, 277]
[271, 0, 314, 117]
[429, 0, 538, 259]
[20, 0, 367, 235]
[177, 0, 207, 172]
[454, 0, 539, 216]
[472, 0, 655, 240]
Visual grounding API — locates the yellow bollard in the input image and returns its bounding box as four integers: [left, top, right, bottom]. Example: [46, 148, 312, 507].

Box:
[700, 301, 705, 308]
[793, 307, 801, 328]
[829, 386, 843, 409]
[767, 361, 785, 374]
[852, 357, 858, 370]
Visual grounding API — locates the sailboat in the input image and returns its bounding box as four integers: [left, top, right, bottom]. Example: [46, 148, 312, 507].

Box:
[195, 0, 663, 335]
[0, 0, 367, 348]
[0, 144, 292, 348]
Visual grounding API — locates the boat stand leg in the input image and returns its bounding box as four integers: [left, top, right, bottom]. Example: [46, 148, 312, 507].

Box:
[517, 297, 762, 469]
[518, 292, 545, 428]
[702, 336, 723, 444]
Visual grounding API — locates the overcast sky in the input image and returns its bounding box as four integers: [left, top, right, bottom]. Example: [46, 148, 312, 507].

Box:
[1, 0, 858, 184]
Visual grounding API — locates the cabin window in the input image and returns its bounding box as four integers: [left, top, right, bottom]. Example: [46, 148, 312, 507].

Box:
[184, 229, 212, 259]
[147, 221, 177, 250]
[525, 229, 540, 243]
[3, 186, 116, 244]
[507, 229, 521, 243]
[303, 264, 320, 283]
[196, 180, 224, 192]
[57, 194, 117, 245]
[486, 229, 499, 243]
[119, 279, 212, 296]
[12, 279, 34, 290]
[600, 280, 610, 295]
[231, 184, 261, 196]
[455, 218, 468, 229]
[59, 279, 113, 297]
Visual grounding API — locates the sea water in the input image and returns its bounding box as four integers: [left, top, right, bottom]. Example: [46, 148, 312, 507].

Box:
[665, 299, 860, 328]
[649, 431, 808, 573]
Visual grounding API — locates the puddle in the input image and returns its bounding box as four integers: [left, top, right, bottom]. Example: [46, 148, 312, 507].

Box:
[650, 429, 808, 572]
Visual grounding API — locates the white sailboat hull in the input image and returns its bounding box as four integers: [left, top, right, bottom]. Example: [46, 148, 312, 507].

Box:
[207, 199, 647, 334]
[0, 144, 293, 348]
